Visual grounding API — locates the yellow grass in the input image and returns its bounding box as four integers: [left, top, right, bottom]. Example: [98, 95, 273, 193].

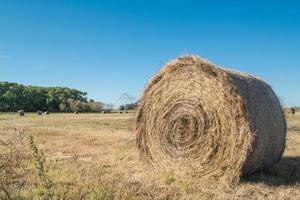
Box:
[0, 112, 300, 199]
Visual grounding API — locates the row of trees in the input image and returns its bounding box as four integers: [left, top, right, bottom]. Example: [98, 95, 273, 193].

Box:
[0, 82, 103, 112]
[119, 103, 138, 110]
[59, 99, 103, 112]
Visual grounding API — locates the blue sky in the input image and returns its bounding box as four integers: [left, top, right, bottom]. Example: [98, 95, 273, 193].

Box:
[0, 0, 299, 106]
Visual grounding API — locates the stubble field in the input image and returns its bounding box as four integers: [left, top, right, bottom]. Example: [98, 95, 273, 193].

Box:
[0, 112, 300, 199]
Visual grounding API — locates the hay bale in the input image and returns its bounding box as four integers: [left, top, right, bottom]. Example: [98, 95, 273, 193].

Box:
[101, 109, 111, 114]
[135, 56, 287, 182]
[17, 110, 25, 116]
[44, 111, 50, 115]
[74, 111, 79, 114]
[37, 111, 43, 115]
[284, 107, 296, 115]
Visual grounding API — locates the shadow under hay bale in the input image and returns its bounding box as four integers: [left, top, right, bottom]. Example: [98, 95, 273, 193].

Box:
[242, 156, 300, 186]
[135, 55, 287, 183]
[17, 110, 25, 116]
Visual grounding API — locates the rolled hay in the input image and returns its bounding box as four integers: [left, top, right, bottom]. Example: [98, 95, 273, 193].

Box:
[284, 107, 296, 115]
[135, 56, 287, 182]
[18, 110, 25, 116]
[44, 111, 50, 115]
[74, 111, 79, 114]
[37, 111, 43, 115]
[101, 109, 111, 114]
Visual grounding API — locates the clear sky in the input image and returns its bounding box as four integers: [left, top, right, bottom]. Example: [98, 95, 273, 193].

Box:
[0, 0, 299, 106]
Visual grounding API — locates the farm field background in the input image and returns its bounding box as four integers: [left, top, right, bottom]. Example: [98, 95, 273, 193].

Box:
[0, 112, 300, 199]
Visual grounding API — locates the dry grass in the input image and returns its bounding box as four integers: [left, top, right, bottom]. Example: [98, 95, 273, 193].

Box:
[0, 112, 299, 199]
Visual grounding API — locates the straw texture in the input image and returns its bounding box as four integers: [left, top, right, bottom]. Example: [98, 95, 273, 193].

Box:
[135, 56, 287, 182]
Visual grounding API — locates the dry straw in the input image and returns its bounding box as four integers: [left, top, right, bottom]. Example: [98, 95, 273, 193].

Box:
[135, 56, 287, 183]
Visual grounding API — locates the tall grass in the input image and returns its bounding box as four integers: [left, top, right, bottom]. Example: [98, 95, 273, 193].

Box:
[0, 131, 116, 200]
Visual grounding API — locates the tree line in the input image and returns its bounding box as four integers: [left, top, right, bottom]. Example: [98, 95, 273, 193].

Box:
[0, 81, 103, 112]
[119, 103, 138, 110]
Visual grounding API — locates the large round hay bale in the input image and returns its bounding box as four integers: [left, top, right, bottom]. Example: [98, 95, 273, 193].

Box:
[37, 111, 43, 115]
[135, 56, 287, 182]
[17, 110, 25, 116]
[44, 111, 50, 115]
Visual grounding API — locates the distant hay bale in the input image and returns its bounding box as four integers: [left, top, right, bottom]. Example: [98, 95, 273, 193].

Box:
[74, 111, 79, 114]
[101, 109, 111, 114]
[17, 110, 25, 116]
[135, 56, 287, 182]
[37, 111, 43, 115]
[284, 107, 296, 115]
[44, 111, 50, 115]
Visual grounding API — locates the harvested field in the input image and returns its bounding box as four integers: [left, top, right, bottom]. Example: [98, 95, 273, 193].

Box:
[0, 112, 300, 199]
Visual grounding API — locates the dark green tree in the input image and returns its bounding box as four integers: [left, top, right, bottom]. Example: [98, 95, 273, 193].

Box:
[0, 81, 92, 112]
